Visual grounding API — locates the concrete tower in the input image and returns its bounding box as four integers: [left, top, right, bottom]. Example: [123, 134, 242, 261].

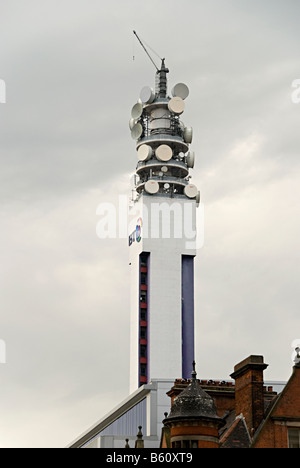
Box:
[128, 57, 200, 393]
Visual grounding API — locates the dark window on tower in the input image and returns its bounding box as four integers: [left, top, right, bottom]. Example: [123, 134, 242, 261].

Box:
[140, 327, 147, 340]
[141, 273, 147, 285]
[140, 364, 147, 377]
[141, 309, 147, 321]
[140, 345, 147, 358]
[140, 254, 148, 267]
[140, 290, 147, 302]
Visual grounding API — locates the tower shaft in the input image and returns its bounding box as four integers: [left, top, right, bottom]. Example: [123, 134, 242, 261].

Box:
[129, 60, 199, 392]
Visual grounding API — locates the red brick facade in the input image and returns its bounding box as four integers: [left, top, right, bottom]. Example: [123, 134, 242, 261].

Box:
[251, 362, 300, 448]
[161, 356, 300, 448]
[163, 422, 220, 449]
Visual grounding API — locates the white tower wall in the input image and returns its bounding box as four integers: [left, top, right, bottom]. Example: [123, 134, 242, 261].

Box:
[129, 195, 196, 393]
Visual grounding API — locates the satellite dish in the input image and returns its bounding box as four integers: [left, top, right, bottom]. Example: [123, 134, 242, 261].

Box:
[179, 121, 185, 131]
[168, 96, 185, 115]
[129, 118, 137, 130]
[155, 144, 173, 162]
[184, 184, 198, 198]
[161, 166, 168, 173]
[186, 151, 195, 168]
[137, 144, 152, 161]
[196, 191, 200, 207]
[183, 127, 193, 143]
[140, 86, 155, 104]
[171, 83, 189, 100]
[164, 183, 170, 189]
[145, 180, 159, 194]
[131, 102, 143, 119]
[131, 122, 143, 140]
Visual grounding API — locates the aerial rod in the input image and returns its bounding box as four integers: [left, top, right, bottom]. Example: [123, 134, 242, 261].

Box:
[133, 30, 160, 72]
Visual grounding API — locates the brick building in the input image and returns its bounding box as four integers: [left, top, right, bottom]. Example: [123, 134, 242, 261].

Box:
[160, 353, 300, 448]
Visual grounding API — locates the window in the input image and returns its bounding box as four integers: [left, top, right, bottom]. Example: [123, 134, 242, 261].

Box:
[288, 428, 300, 448]
[140, 290, 147, 302]
[171, 439, 199, 448]
[140, 364, 147, 377]
[140, 254, 148, 267]
[141, 273, 147, 285]
[172, 441, 181, 448]
[141, 309, 147, 321]
[140, 345, 147, 358]
[140, 327, 147, 340]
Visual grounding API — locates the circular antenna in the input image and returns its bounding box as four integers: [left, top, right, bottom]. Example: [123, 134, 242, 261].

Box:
[164, 183, 170, 189]
[186, 151, 195, 168]
[155, 144, 173, 162]
[140, 86, 155, 104]
[183, 127, 193, 143]
[131, 122, 143, 140]
[168, 97, 185, 115]
[161, 166, 168, 173]
[184, 184, 198, 198]
[179, 121, 185, 131]
[131, 102, 143, 119]
[137, 144, 152, 161]
[171, 83, 189, 100]
[129, 118, 137, 130]
[145, 180, 159, 194]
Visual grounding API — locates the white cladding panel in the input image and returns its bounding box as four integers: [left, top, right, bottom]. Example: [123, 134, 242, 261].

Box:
[147, 246, 181, 381]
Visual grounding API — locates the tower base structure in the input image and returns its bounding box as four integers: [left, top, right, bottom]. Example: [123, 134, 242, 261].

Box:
[68, 379, 174, 448]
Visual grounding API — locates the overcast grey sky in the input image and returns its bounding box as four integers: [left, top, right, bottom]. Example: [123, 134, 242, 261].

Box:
[0, 0, 299, 448]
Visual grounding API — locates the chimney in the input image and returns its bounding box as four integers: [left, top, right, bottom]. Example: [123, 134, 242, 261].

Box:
[230, 355, 268, 436]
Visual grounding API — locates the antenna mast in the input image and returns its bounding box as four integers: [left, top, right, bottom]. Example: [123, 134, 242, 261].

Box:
[133, 30, 159, 72]
[133, 31, 169, 98]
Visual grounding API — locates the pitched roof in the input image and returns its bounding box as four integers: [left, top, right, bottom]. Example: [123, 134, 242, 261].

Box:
[164, 364, 223, 425]
[251, 363, 300, 447]
[220, 415, 251, 449]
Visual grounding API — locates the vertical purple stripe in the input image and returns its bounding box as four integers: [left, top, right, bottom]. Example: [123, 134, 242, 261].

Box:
[182, 255, 195, 379]
[146, 253, 150, 384]
[138, 255, 142, 388]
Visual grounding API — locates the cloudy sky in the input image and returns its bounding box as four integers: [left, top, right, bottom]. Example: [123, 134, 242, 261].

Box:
[0, 0, 299, 448]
